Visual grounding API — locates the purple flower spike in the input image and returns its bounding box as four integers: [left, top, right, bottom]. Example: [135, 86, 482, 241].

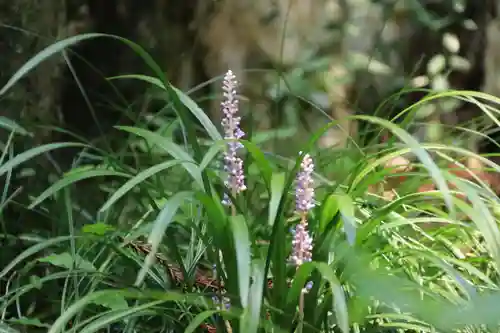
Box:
[291, 222, 313, 266]
[295, 153, 315, 214]
[221, 70, 246, 205]
[290, 153, 315, 267]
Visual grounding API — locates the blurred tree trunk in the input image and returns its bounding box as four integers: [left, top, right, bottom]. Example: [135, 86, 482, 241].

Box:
[0, 1, 69, 296]
[0, 0, 67, 143]
[58, 0, 205, 142]
[484, 6, 500, 98]
[0, 0, 203, 223]
[0, 0, 203, 144]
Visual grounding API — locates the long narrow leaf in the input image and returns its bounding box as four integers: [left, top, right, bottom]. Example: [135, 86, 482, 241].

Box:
[0, 143, 85, 178]
[29, 169, 131, 209]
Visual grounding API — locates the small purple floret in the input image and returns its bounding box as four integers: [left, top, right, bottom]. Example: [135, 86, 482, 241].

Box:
[295, 153, 315, 214]
[291, 222, 313, 266]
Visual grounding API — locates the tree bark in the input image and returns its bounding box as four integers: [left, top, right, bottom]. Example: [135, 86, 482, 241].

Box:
[0, 0, 67, 143]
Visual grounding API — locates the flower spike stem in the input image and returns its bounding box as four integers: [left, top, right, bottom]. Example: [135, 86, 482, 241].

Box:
[291, 153, 316, 333]
[219, 69, 247, 333]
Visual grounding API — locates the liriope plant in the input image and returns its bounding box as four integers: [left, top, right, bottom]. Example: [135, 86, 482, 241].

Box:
[3, 32, 500, 333]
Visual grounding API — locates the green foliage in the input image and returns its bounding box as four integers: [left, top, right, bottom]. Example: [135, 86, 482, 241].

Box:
[2, 31, 500, 333]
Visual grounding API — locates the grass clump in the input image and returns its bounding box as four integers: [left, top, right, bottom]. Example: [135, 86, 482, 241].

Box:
[2, 34, 500, 333]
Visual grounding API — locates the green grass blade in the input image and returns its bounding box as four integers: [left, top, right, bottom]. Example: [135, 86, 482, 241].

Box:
[0, 323, 21, 333]
[355, 115, 454, 217]
[0, 33, 107, 96]
[199, 140, 225, 172]
[319, 194, 339, 233]
[314, 263, 349, 333]
[101, 36, 211, 191]
[0, 117, 30, 136]
[269, 173, 286, 227]
[77, 302, 162, 333]
[99, 159, 185, 212]
[116, 126, 203, 188]
[0, 142, 85, 178]
[240, 140, 273, 188]
[28, 168, 131, 209]
[230, 215, 251, 308]
[454, 195, 500, 276]
[109, 74, 221, 141]
[184, 310, 222, 333]
[0, 236, 75, 280]
[241, 260, 265, 333]
[337, 194, 357, 245]
[47, 289, 195, 333]
[286, 263, 315, 310]
[135, 191, 193, 286]
[0, 32, 210, 190]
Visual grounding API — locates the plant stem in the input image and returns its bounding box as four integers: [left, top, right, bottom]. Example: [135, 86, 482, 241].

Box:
[298, 288, 305, 333]
[223, 194, 236, 333]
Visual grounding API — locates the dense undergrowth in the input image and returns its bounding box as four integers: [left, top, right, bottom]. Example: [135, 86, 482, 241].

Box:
[2, 34, 500, 333]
